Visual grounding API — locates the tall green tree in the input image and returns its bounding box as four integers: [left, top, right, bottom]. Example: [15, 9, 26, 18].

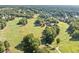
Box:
[42, 25, 59, 44]
[42, 26, 55, 44]
[22, 33, 40, 53]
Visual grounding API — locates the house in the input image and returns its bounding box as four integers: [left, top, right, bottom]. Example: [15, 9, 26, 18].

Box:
[50, 23, 55, 26]
[58, 17, 65, 22]
[46, 21, 55, 26]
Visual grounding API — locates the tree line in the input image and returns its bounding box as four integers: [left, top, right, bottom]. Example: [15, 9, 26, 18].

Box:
[67, 18, 79, 41]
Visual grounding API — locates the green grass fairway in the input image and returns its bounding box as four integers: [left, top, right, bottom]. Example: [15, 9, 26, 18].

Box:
[1, 15, 79, 53]
[0, 15, 45, 52]
[56, 22, 79, 53]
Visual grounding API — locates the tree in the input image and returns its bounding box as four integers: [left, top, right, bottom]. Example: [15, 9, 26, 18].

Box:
[71, 30, 79, 41]
[42, 26, 55, 44]
[34, 18, 45, 27]
[21, 33, 40, 53]
[46, 17, 59, 24]
[56, 38, 60, 45]
[42, 25, 59, 44]
[67, 19, 79, 40]
[18, 18, 27, 25]
[0, 19, 6, 30]
[0, 41, 4, 53]
[34, 19, 41, 26]
[4, 41, 10, 51]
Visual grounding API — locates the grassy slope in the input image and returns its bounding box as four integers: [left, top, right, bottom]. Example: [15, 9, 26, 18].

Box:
[0, 15, 45, 52]
[56, 22, 79, 53]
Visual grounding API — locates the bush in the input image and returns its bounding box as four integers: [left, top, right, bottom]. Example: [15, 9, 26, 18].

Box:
[56, 38, 60, 45]
[4, 40, 10, 49]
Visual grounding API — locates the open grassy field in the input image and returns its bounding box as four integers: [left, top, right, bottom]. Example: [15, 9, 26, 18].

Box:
[0, 15, 45, 52]
[56, 22, 79, 53]
[0, 14, 79, 53]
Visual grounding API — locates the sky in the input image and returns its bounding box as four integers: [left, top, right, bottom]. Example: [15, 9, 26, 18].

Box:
[0, 0, 79, 5]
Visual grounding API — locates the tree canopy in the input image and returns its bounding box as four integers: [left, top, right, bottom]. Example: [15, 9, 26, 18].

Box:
[42, 25, 59, 44]
[21, 33, 40, 53]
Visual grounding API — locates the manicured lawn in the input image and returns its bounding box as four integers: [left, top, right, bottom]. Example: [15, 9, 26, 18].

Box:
[0, 15, 45, 52]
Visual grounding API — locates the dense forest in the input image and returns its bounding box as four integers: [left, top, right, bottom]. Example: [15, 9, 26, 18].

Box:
[0, 5, 79, 53]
